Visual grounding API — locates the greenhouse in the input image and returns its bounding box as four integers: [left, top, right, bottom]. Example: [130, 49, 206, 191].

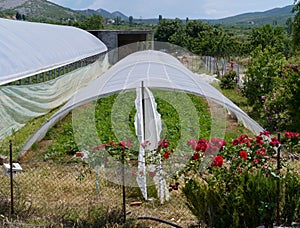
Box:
[19, 49, 264, 157]
[0, 18, 108, 141]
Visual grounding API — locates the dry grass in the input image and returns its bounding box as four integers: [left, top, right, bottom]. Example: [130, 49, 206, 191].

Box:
[2, 143, 300, 227]
[1, 157, 196, 227]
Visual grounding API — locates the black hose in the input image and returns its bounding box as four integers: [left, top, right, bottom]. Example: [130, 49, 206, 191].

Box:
[137, 216, 183, 228]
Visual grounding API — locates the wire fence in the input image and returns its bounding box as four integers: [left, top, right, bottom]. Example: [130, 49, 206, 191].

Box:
[202, 56, 246, 86]
[0, 158, 195, 227]
[175, 54, 247, 88]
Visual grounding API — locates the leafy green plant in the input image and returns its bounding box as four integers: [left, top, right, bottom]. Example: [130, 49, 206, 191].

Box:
[183, 168, 278, 227]
[281, 169, 300, 225]
[243, 45, 287, 109]
[179, 130, 300, 227]
[220, 70, 237, 89]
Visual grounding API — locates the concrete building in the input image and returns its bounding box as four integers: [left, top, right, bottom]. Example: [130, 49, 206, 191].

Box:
[88, 30, 154, 63]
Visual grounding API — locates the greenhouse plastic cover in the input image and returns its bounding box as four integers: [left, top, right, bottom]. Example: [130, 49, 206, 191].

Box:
[0, 18, 109, 141]
[0, 55, 109, 141]
[19, 50, 264, 157]
[0, 18, 107, 85]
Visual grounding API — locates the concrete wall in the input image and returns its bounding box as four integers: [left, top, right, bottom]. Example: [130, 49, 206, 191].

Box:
[88, 30, 154, 64]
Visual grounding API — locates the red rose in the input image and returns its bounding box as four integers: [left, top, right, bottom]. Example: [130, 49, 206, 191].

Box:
[239, 150, 248, 160]
[255, 136, 264, 145]
[119, 141, 126, 149]
[256, 147, 266, 156]
[163, 152, 170, 159]
[260, 130, 270, 137]
[285, 132, 292, 138]
[192, 152, 200, 160]
[126, 140, 131, 148]
[270, 137, 280, 147]
[195, 144, 201, 152]
[211, 155, 223, 167]
[149, 172, 156, 177]
[187, 139, 196, 149]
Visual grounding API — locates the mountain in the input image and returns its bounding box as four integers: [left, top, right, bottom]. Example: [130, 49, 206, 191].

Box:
[78, 8, 129, 21]
[77, 8, 111, 18]
[0, 0, 84, 21]
[111, 11, 128, 20]
[204, 5, 295, 26]
[96, 8, 112, 18]
[77, 9, 98, 17]
[84, 5, 294, 26]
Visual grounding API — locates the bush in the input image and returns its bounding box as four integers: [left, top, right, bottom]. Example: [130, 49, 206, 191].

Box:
[183, 172, 277, 228]
[220, 70, 237, 89]
[281, 169, 300, 225]
[179, 131, 300, 227]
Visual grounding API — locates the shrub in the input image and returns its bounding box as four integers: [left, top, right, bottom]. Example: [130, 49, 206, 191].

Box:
[183, 172, 278, 228]
[179, 131, 300, 227]
[281, 169, 300, 225]
[220, 70, 237, 89]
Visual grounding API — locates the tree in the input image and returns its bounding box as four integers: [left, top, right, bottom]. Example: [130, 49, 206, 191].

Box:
[248, 24, 288, 55]
[79, 14, 104, 30]
[292, 1, 300, 52]
[154, 18, 183, 42]
[184, 20, 214, 55]
[185, 20, 211, 38]
[116, 16, 121, 25]
[243, 45, 287, 109]
[129, 16, 133, 27]
[158, 15, 162, 22]
[286, 17, 293, 36]
[16, 11, 22, 20]
[262, 65, 300, 131]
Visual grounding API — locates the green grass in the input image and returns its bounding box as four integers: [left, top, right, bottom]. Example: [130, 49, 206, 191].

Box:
[41, 90, 212, 160]
[0, 106, 60, 159]
[0, 88, 256, 161]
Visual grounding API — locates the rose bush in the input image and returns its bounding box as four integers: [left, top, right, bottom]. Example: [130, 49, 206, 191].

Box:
[179, 131, 300, 227]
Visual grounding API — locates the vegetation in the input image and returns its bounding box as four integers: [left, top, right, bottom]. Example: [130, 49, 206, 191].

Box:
[2, 1, 300, 227]
[220, 70, 237, 89]
[180, 131, 300, 227]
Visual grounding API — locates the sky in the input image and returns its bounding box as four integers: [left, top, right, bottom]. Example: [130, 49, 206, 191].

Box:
[48, 0, 293, 19]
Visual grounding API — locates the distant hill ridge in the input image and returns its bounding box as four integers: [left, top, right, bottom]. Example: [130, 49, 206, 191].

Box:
[80, 4, 294, 26]
[205, 5, 295, 26]
[0, 0, 84, 20]
[77, 8, 128, 21]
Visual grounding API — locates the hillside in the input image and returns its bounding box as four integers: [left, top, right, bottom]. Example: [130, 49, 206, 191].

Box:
[85, 5, 295, 26]
[204, 5, 295, 26]
[78, 8, 128, 21]
[0, 0, 85, 21]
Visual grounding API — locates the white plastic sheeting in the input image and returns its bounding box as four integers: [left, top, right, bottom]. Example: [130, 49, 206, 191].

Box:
[19, 50, 264, 157]
[0, 18, 107, 85]
[0, 55, 109, 141]
[134, 86, 169, 203]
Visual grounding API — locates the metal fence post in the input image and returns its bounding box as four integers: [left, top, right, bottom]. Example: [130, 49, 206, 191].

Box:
[276, 132, 281, 226]
[9, 140, 14, 216]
